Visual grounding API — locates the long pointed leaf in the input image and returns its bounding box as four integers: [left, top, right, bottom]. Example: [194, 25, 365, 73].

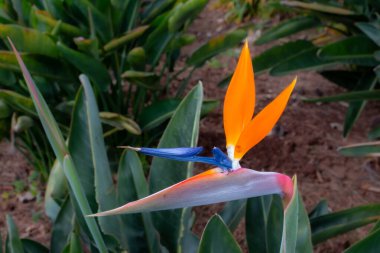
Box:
[344, 228, 380, 253]
[311, 204, 380, 244]
[343, 74, 377, 136]
[280, 177, 313, 253]
[6, 215, 24, 253]
[149, 83, 203, 252]
[256, 16, 321, 45]
[9, 39, 108, 252]
[117, 150, 163, 253]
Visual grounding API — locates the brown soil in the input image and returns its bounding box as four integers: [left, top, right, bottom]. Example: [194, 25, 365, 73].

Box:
[1, 2, 379, 252]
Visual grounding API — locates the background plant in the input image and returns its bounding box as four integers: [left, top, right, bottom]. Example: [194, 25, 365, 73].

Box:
[0, 0, 247, 180]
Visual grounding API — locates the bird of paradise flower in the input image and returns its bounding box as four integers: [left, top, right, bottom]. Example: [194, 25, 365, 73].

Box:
[89, 41, 297, 217]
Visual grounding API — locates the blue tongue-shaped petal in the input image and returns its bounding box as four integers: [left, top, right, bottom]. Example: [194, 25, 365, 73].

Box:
[120, 146, 232, 170]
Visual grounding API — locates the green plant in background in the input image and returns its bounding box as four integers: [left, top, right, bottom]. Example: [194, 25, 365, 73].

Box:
[3, 37, 380, 253]
[0, 0, 247, 180]
[225, 0, 379, 134]
[220, 1, 380, 158]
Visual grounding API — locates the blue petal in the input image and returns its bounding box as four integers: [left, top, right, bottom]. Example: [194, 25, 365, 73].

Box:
[212, 147, 232, 168]
[126, 146, 232, 170]
[139, 147, 204, 158]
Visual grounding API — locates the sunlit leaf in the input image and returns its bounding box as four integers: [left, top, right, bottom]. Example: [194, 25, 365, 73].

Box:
[168, 0, 208, 32]
[282, 0, 355, 15]
[256, 16, 321, 45]
[186, 29, 247, 67]
[1, 24, 58, 57]
[99, 111, 141, 135]
[0, 51, 73, 80]
[338, 141, 380, 157]
[103, 26, 149, 52]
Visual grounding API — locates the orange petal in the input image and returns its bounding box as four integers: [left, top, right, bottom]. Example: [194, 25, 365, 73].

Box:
[234, 77, 297, 159]
[223, 40, 255, 148]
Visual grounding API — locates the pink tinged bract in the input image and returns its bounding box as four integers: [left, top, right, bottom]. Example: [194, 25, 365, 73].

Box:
[88, 168, 293, 217]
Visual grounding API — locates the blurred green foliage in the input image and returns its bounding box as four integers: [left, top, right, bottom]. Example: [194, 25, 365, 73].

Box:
[0, 0, 247, 180]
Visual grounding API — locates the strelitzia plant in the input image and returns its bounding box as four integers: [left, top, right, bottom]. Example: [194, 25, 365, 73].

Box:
[89, 41, 297, 217]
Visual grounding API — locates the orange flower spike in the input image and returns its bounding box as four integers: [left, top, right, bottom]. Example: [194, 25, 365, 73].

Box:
[234, 77, 297, 159]
[223, 40, 255, 156]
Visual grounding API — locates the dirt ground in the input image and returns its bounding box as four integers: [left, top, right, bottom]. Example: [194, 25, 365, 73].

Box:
[1, 2, 379, 252]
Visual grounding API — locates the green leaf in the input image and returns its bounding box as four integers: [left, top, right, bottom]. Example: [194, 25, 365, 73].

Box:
[270, 47, 335, 76]
[306, 90, 380, 103]
[117, 150, 163, 253]
[198, 215, 242, 253]
[344, 228, 380, 253]
[186, 29, 247, 67]
[368, 125, 380, 140]
[355, 22, 380, 47]
[280, 177, 313, 253]
[62, 233, 84, 253]
[99, 112, 141, 135]
[282, 1, 355, 15]
[139, 99, 219, 131]
[121, 70, 160, 90]
[31, 8, 83, 37]
[21, 239, 49, 253]
[144, 14, 174, 66]
[254, 40, 315, 74]
[343, 74, 377, 136]
[68, 0, 110, 42]
[318, 35, 379, 66]
[1, 24, 58, 57]
[57, 42, 110, 91]
[319, 70, 362, 90]
[44, 160, 67, 221]
[309, 200, 330, 219]
[0, 51, 73, 81]
[0, 89, 37, 115]
[51, 198, 74, 253]
[127, 47, 146, 69]
[71, 75, 124, 244]
[149, 83, 203, 253]
[9, 39, 107, 253]
[168, 0, 208, 32]
[219, 199, 246, 231]
[246, 195, 283, 253]
[0, 99, 11, 118]
[0, 68, 16, 87]
[311, 204, 380, 244]
[256, 16, 321, 45]
[338, 141, 380, 157]
[5, 215, 24, 253]
[103, 25, 149, 52]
